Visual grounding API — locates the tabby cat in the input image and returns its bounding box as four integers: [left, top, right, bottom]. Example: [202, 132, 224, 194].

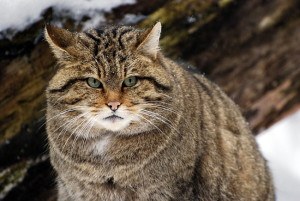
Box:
[45, 22, 274, 201]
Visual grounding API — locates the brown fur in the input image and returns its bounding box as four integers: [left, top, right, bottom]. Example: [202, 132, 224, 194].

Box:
[45, 23, 274, 201]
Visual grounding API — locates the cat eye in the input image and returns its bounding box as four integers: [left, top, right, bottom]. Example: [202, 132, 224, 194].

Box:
[123, 76, 137, 87]
[87, 77, 102, 88]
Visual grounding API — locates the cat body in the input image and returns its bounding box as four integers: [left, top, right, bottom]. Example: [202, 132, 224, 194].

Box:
[45, 23, 274, 201]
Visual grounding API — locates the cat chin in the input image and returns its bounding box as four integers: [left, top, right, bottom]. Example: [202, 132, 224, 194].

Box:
[92, 119, 151, 136]
[99, 118, 132, 132]
[72, 109, 151, 137]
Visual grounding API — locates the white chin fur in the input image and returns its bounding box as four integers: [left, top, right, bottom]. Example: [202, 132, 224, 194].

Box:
[88, 107, 139, 133]
[99, 117, 132, 131]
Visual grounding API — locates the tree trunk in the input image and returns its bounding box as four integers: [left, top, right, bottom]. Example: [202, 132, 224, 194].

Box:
[1, 0, 299, 200]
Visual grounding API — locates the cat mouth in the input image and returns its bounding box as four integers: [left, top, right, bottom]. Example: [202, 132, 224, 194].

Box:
[103, 115, 124, 122]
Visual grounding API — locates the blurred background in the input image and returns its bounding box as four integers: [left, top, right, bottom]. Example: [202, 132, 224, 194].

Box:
[0, 0, 299, 200]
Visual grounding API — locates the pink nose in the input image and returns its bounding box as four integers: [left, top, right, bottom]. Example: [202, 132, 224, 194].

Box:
[107, 101, 121, 111]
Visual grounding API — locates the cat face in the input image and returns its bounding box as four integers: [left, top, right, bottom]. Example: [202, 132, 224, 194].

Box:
[46, 23, 174, 138]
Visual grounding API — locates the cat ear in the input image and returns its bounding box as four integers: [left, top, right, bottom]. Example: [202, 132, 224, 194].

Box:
[137, 22, 161, 59]
[44, 24, 78, 60]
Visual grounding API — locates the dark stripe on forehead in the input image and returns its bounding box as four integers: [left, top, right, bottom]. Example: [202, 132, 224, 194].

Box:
[138, 76, 171, 91]
[95, 29, 104, 37]
[49, 78, 86, 93]
[194, 77, 210, 96]
[119, 55, 127, 63]
[97, 54, 108, 76]
[84, 32, 100, 57]
[84, 32, 100, 43]
[118, 28, 134, 49]
[96, 64, 102, 78]
[112, 50, 116, 58]
[104, 42, 110, 49]
[112, 27, 118, 38]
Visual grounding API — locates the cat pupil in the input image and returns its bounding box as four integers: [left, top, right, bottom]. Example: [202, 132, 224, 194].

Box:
[87, 77, 101, 88]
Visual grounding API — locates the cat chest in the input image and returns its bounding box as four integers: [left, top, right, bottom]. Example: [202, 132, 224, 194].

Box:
[89, 136, 111, 155]
[64, 177, 137, 201]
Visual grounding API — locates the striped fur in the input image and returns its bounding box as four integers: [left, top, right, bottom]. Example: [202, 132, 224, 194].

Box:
[45, 23, 274, 201]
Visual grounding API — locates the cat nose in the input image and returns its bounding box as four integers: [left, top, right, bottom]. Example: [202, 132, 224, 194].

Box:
[107, 101, 121, 111]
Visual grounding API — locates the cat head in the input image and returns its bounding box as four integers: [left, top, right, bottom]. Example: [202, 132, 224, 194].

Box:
[45, 23, 176, 138]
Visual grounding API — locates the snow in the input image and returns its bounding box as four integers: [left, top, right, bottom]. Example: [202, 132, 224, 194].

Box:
[0, 0, 136, 38]
[256, 109, 300, 201]
[120, 14, 146, 25]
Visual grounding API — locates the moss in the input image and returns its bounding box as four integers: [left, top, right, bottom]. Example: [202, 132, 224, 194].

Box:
[218, 0, 234, 7]
[0, 161, 32, 199]
[0, 77, 47, 143]
[257, 0, 299, 31]
[138, 0, 236, 57]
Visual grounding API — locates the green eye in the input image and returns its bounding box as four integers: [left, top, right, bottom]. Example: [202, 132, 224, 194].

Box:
[87, 77, 102, 88]
[123, 76, 137, 87]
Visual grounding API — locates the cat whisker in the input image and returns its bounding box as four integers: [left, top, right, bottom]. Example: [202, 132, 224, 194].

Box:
[140, 110, 179, 134]
[44, 106, 90, 124]
[51, 114, 84, 142]
[138, 103, 181, 116]
[62, 113, 91, 153]
[84, 114, 99, 138]
[144, 100, 174, 106]
[81, 113, 103, 153]
[51, 96, 66, 107]
[55, 112, 90, 146]
[158, 93, 174, 100]
[62, 121, 84, 154]
[52, 111, 89, 136]
[141, 103, 194, 129]
[134, 112, 182, 173]
[134, 113, 164, 134]
[39, 108, 77, 130]
[145, 100, 171, 104]
[70, 113, 98, 154]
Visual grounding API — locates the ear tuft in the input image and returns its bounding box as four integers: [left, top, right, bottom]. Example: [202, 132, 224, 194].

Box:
[137, 22, 161, 59]
[44, 24, 77, 59]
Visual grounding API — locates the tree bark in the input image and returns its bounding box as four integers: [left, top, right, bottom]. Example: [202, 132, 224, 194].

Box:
[1, 0, 299, 200]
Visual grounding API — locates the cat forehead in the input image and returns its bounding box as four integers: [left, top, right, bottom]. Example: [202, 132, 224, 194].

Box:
[46, 23, 161, 68]
[78, 27, 146, 77]
[82, 26, 140, 52]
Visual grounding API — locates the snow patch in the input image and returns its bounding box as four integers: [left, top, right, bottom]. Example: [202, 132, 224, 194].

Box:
[0, 0, 136, 39]
[256, 109, 300, 201]
[119, 14, 146, 25]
